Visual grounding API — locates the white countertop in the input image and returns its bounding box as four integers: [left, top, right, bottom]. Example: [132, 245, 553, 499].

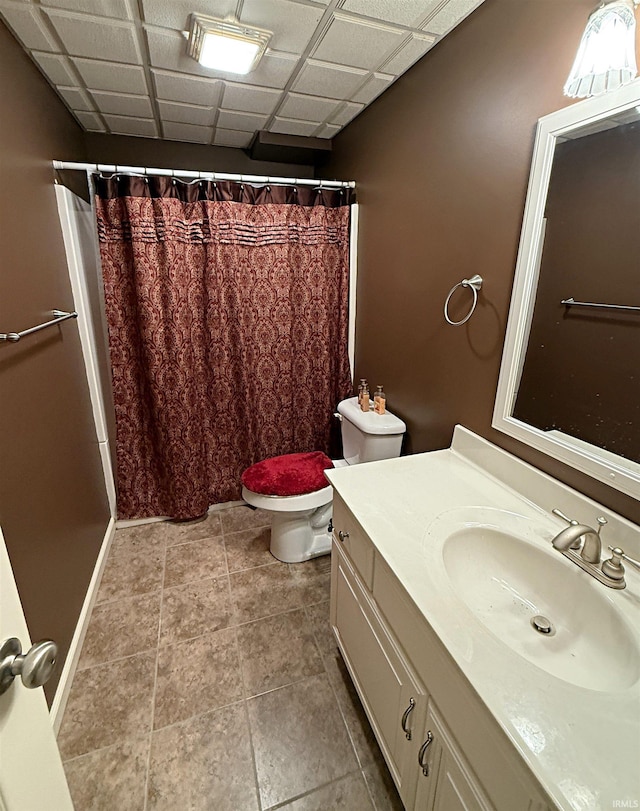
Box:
[325, 426, 640, 811]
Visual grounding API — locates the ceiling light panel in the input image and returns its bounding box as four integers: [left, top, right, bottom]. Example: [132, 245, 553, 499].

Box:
[188, 14, 272, 75]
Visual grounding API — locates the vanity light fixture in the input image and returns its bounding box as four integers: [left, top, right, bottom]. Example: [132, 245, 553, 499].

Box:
[564, 0, 639, 97]
[187, 14, 272, 75]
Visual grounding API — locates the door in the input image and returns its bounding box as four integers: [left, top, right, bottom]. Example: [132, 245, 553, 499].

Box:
[0, 525, 73, 810]
[331, 540, 426, 808]
[414, 701, 491, 811]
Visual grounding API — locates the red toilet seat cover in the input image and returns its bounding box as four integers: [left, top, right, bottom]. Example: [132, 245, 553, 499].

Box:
[241, 451, 334, 497]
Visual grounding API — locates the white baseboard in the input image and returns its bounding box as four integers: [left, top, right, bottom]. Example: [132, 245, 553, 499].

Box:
[50, 515, 116, 734]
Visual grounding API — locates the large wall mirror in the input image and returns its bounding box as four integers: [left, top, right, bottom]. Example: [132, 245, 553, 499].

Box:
[493, 80, 640, 500]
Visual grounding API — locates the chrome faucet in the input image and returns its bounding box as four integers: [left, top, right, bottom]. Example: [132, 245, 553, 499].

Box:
[551, 513, 606, 564]
[550, 509, 627, 589]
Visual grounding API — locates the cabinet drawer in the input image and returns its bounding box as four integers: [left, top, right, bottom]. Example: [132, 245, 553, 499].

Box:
[332, 492, 375, 588]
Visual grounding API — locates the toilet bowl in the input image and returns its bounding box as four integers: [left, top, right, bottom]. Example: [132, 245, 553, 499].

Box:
[241, 397, 406, 563]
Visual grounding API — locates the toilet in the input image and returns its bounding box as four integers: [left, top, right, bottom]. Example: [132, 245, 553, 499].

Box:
[241, 396, 406, 563]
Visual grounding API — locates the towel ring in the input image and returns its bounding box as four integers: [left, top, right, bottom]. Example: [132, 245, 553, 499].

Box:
[444, 274, 483, 326]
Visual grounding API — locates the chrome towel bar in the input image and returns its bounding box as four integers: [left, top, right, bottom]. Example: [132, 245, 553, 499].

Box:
[561, 297, 640, 313]
[0, 310, 78, 343]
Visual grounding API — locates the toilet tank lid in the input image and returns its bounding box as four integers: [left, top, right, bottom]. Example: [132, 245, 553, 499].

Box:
[337, 396, 406, 435]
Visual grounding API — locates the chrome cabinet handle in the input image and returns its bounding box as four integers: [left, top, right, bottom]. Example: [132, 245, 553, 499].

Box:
[0, 637, 58, 695]
[418, 730, 434, 776]
[400, 698, 415, 740]
[338, 530, 349, 542]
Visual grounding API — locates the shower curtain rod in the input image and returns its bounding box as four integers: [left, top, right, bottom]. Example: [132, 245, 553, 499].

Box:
[52, 160, 355, 189]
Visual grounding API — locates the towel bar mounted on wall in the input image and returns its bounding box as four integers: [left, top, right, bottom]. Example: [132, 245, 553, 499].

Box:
[0, 309, 78, 343]
[561, 297, 640, 313]
[444, 275, 483, 326]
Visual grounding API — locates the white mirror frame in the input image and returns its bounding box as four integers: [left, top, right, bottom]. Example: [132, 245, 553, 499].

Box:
[493, 79, 640, 501]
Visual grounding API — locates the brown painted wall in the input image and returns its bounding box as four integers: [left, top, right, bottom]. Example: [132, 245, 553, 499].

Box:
[0, 23, 110, 700]
[84, 132, 315, 178]
[324, 0, 640, 523]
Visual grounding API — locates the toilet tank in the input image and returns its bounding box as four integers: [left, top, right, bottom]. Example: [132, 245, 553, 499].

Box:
[337, 397, 406, 466]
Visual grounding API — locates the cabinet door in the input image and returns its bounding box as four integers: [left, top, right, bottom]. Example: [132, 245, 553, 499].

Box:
[414, 702, 492, 811]
[331, 540, 426, 808]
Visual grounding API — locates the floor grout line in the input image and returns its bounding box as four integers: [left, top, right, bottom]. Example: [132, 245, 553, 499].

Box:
[60, 505, 396, 810]
[233, 625, 263, 811]
[141, 533, 168, 811]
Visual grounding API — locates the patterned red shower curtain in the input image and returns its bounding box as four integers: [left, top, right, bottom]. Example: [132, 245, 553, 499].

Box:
[94, 176, 353, 520]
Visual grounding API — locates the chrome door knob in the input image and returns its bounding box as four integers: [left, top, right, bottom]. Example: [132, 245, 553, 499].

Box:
[0, 637, 58, 695]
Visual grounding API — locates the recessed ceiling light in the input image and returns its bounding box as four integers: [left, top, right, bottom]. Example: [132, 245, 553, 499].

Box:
[187, 14, 272, 75]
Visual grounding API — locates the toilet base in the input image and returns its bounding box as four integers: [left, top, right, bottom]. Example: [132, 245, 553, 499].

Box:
[270, 502, 333, 563]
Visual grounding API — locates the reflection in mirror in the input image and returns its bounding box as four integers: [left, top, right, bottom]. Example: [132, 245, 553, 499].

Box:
[513, 118, 640, 464]
[493, 82, 640, 499]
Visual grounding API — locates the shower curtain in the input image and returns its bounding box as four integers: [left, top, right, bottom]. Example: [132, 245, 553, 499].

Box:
[94, 175, 353, 520]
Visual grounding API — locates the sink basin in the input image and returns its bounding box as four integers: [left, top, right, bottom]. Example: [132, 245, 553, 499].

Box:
[428, 508, 640, 692]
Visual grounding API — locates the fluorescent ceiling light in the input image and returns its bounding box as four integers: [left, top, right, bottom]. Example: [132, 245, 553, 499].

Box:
[187, 14, 272, 75]
[564, 0, 639, 98]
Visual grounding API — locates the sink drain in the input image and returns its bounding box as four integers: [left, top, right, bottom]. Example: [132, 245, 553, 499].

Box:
[531, 615, 555, 635]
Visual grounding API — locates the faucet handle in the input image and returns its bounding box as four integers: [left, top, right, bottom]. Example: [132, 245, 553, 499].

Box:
[608, 546, 640, 573]
[552, 508, 578, 525]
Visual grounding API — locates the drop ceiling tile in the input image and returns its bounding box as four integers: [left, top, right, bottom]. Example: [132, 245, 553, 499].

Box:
[218, 52, 298, 89]
[0, 4, 58, 51]
[141, 0, 235, 31]
[158, 100, 215, 126]
[382, 33, 435, 75]
[73, 58, 148, 94]
[270, 116, 321, 137]
[31, 51, 77, 85]
[40, 0, 132, 19]
[73, 110, 105, 131]
[213, 129, 253, 148]
[423, 0, 484, 36]
[91, 90, 153, 117]
[162, 121, 213, 143]
[278, 92, 339, 122]
[329, 101, 364, 127]
[317, 123, 341, 138]
[341, 0, 439, 27]
[312, 14, 405, 71]
[220, 83, 282, 115]
[351, 72, 394, 104]
[44, 10, 142, 63]
[292, 59, 367, 100]
[216, 110, 269, 132]
[147, 28, 297, 89]
[152, 70, 222, 106]
[103, 114, 157, 137]
[57, 85, 93, 111]
[240, 0, 323, 52]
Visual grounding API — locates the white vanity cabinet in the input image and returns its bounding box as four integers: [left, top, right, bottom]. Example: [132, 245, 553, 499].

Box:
[332, 531, 426, 807]
[330, 493, 551, 811]
[413, 702, 492, 811]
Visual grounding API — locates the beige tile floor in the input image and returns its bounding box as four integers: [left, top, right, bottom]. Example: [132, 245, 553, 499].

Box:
[58, 505, 404, 811]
